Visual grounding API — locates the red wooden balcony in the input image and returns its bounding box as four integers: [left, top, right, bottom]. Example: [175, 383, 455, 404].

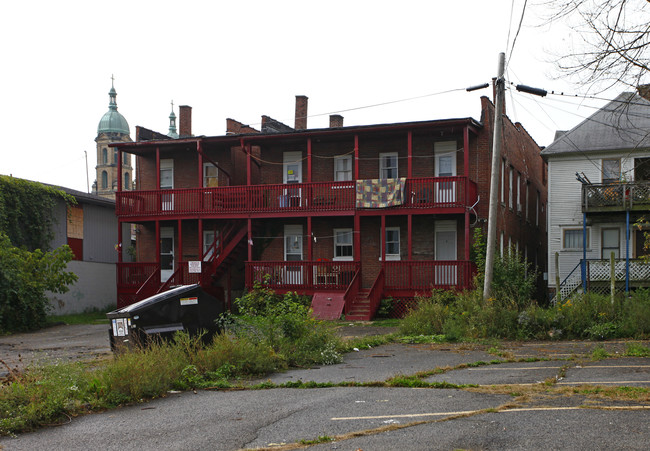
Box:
[244, 260, 475, 294]
[115, 177, 478, 218]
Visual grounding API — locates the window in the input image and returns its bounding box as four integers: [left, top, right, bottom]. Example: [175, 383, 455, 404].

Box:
[516, 172, 521, 212]
[102, 148, 108, 164]
[563, 228, 589, 249]
[500, 232, 504, 257]
[500, 159, 506, 204]
[385, 227, 400, 260]
[203, 230, 219, 261]
[113, 149, 118, 164]
[508, 166, 514, 209]
[160, 160, 173, 189]
[525, 181, 530, 221]
[101, 171, 108, 189]
[334, 155, 352, 181]
[536, 191, 540, 227]
[602, 159, 621, 184]
[124, 172, 129, 190]
[380, 152, 398, 179]
[203, 163, 219, 187]
[602, 228, 620, 259]
[333, 228, 353, 260]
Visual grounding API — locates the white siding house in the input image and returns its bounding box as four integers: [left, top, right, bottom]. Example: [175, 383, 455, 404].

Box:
[542, 90, 650, 300]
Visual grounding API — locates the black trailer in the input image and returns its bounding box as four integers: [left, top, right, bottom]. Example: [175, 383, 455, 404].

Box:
[107, 284, 225, 350]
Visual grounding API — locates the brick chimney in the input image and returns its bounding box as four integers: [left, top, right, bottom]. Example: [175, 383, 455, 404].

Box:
[294, 95, 308, 130]
[179, 105, 192, 137]
[637, 84, 650, 102]
[329, 114, 344, 128]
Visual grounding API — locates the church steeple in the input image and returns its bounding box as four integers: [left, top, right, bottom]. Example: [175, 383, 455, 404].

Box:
[168, 101, 179, 138]
[94, 75, 132, 199]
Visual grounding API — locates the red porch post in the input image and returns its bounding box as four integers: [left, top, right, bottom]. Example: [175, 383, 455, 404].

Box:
[117, 148, 122, 192]
[407, 131, 412, 178]
[381, 215, 386, 263]
[307, 138, 312, 182]
[307, 216, 313, 286]
[407, 214, 412, 260]
[198, 219, 203, 263]
[354, 214, 361, 266]
[354, 135, 359, 180]
[156, 147, 161, 188]
[464, 126, 470, 260]
[155, 220, 160, 266]
[247, 218, 252, 261]
[117, 220, 123, 264]
[197, 140, 203, 186]
[244, 139, 251, 186]
[178, 220, 183, 284]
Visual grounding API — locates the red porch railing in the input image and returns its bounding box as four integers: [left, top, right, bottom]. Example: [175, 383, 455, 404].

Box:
[245, 261, 359, 291]
[115, 177, 478, 218]
[343, 268, 361, 315]
[383, 260, 476, 293]
[367, 267, 385, 318]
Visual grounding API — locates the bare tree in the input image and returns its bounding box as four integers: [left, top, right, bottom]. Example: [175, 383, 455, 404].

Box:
[542, 0, 650, 91]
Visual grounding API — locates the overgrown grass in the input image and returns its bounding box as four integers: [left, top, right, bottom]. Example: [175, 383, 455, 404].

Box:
[399, 288, 650, 341]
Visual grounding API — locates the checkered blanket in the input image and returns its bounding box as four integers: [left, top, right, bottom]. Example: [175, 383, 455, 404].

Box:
[355, 177, 405, 208]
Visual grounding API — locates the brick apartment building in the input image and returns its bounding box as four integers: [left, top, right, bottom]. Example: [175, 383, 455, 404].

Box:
[112, 92, 547, 319]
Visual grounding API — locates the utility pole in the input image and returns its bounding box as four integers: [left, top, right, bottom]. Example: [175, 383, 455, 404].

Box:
[483, 52, 505, 300]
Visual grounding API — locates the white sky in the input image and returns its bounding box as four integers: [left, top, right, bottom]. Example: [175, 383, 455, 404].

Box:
[0, 0, 627, 193]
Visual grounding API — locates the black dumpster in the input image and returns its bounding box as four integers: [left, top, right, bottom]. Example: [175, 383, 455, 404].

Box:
[107, 284, 225, 351]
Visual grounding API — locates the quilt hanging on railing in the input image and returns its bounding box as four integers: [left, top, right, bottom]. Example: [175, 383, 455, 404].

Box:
[355, 177, 406, 208]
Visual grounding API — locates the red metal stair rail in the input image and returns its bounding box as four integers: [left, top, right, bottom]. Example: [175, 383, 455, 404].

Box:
[343, 266, 361, 315]
[367, 267, 386, 318]
[200, 221, 248, 288]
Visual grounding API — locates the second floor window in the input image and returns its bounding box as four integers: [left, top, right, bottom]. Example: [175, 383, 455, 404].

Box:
[102, 148, 108, 164]
[602, 159, 621, 184]
[380, 153, 398, 179]
[204, 164, 219, 187]
[334, 156, 352, 181]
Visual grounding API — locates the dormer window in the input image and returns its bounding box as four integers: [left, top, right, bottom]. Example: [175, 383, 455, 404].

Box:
[602, 159, 621, 184]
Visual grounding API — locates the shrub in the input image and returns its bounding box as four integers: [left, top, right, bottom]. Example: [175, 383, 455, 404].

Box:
[0, 233, 77, 333]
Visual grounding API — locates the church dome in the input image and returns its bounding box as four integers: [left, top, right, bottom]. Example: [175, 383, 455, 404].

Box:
[97, 83, 130, 135]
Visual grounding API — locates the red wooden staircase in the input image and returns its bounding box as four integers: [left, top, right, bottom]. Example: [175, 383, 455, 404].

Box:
[345, 288, 372, 320]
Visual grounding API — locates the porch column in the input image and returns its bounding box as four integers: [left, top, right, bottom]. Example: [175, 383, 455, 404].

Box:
[117, 148, 122, 192]
[463, 126, 469, 185]
[407, 131, 412, 178]
[307, 138, 312, 182]
[381, 215, 386, 263]
[117, 220, 123, 264]
[247, 218, 253, 261]
[307, 216, 313, 260]
[155, 221, 161, 266]
[307, 216, 313, 287]
[178, 220, 183, 284]
[156, 147, 161, 188]
[465, 210, 470, 260]
[407, 214, 412, 260]
[354, 135, 359, 180]
[198, 219, 203, 262]
[244, 139, 251, 186]
[626, 210, 630, 293]
[354, 214, 361, 264]
[582, 213, 587, 292]
[197, 140, 203, 186]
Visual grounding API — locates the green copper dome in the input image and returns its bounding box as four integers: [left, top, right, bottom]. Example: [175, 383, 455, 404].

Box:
[97, 83, 130, 135]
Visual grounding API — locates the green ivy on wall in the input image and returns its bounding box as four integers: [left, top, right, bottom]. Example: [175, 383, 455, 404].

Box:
[0, 175, 75, 251]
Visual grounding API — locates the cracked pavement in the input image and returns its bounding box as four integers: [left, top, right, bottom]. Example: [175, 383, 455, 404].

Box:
[1, 332, 649, 450]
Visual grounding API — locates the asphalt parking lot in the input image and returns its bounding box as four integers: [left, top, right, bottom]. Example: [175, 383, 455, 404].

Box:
[1, 325, 649, 450]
